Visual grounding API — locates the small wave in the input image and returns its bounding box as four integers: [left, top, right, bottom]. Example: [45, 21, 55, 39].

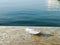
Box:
[0, 20, 60, 26]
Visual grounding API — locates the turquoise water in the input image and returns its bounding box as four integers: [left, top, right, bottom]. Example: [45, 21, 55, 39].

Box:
[0, 10, 60, 26]
[0, 0, 60, 26]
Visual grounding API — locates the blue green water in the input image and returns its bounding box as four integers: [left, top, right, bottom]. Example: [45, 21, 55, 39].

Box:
[0, 10, 60, 26]
[0, 0, 60, 26]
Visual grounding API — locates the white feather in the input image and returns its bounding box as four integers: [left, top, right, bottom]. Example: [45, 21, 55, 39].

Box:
[25, 28, 40, 34]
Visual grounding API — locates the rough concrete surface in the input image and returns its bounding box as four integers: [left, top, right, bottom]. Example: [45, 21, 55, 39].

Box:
[0, 26, 60, 45]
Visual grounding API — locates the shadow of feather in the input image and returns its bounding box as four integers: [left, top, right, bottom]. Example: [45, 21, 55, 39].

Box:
[32, 32, 53, 37]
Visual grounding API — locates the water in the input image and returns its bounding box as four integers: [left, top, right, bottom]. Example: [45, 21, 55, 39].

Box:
[0, 0, 60, 26]
[0, 10, 60, 26]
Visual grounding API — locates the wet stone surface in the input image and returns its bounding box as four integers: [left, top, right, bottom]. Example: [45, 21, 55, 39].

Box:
[0, 26, 60, 45]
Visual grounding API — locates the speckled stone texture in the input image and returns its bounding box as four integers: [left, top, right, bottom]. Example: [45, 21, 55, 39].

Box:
[0, 26, 60, 45]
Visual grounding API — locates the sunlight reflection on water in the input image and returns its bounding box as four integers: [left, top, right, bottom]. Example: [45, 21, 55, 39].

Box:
[47, 0, 60, 11]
